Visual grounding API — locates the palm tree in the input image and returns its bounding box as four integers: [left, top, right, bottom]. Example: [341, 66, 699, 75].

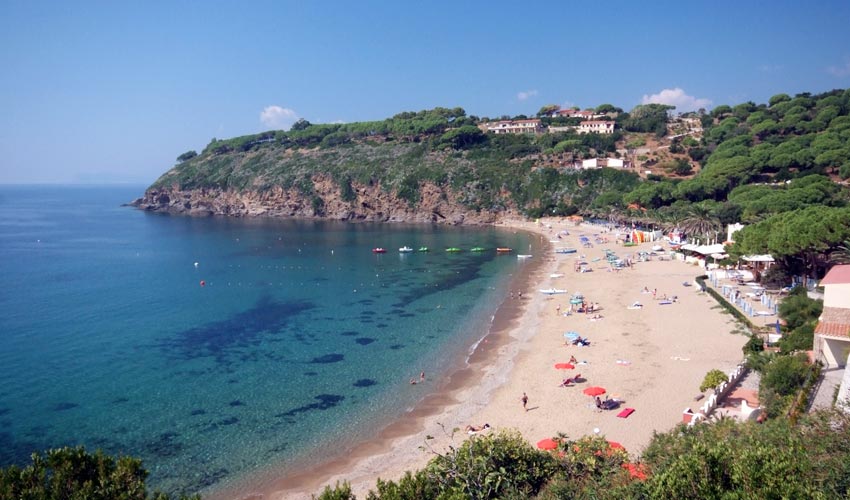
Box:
[678, 205, 722, 243]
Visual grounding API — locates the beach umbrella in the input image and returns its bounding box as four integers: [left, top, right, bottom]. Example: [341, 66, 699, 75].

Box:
[537, 438, 558, 450]
[564, 331, 580, 339]
[583, 386, 606, 397]
[554, 363, 575, 370]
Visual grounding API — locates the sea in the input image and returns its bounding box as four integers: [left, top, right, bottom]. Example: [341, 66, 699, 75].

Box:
[0, 185, 534, 496]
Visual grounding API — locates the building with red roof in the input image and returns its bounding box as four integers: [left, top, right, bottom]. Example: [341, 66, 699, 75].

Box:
[814, 265, 850, 368]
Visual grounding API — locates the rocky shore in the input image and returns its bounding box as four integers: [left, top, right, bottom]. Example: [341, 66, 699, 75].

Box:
[131, 180, 513, 225]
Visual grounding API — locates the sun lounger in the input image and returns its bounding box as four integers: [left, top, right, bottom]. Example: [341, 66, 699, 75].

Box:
[617, 408, 635, 418]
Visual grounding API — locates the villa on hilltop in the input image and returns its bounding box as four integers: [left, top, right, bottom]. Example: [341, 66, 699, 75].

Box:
[550, 108, 603, 119]
[479, 118, 616, 136]
[577, 120, 616, 134]
[479, 119, 544, 135]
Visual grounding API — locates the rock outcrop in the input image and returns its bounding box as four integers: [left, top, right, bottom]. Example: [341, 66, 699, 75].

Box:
[132, 177, 514, 225]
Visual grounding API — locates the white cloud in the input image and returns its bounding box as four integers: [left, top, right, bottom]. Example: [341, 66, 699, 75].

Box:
[259, 105, 298, 129]
[517, 89, 539, 101]
[827, 60, 850, 77]
[641, 88, 712, 112]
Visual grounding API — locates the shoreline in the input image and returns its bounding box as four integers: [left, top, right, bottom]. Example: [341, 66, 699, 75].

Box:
[207, 224, 554, 500]
[214, 217, 748, 499]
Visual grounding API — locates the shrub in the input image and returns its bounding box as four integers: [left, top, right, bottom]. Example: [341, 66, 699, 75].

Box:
[743, 334, 765, 355]
[761, 353, 810, 396]
[315, 481, 355, 500]
[425, 429, 556, 499]
[0, 446, 199, 500]
[700, 369, 729, 392]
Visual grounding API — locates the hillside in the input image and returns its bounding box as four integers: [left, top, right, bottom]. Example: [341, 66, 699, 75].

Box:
[135, 89, 850, 227]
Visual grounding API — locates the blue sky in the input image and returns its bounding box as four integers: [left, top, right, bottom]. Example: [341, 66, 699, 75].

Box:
[2, 1, 850, 184]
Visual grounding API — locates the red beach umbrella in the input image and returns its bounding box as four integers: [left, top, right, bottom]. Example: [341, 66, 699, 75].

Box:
[583, 386, 606, 397]
[554, 363, 575, 370]
[536, 438, 558, 450]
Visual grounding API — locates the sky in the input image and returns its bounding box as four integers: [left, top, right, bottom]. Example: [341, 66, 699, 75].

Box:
[2, 1, 850, 184]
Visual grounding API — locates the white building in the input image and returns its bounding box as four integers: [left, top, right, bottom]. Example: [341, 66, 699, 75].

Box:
[551, 109, 601, 119]
[479, 119, 543, 135]
[727, 223, 745, 243]
[578, 120, 615, 134]
[813, 265, 850, 368]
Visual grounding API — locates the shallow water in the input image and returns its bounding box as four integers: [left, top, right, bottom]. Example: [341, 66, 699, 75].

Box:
[0, 185, 531, 495]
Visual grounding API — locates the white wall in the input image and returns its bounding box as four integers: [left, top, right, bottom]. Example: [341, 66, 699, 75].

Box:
[838, 351, 850, 413]
[819, 336, 850, 368]
[825, 283, 850, 309]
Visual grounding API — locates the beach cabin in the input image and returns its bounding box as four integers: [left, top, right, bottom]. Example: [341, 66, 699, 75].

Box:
[813, 265, 850, 369]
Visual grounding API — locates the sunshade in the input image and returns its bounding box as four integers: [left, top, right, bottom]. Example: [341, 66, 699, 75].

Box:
[583, 386, 606, 396]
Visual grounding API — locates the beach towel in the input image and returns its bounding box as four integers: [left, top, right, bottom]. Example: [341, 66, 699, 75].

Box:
[617, 408, 635, 418]
[658, 300, 673, 305]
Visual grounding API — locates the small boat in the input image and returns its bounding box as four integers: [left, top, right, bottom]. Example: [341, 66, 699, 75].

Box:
[517, 254, 532, 259]
[417, 247, 429, 252]
[399, 246, 413, 253]
[445, 247, 462, 253]
[470, 247, 486, 252]
[539, 289, 568, 295]
[550, 273, 565, 278]
[496, 247, 513, 253]
[372, 248, 387, 254]
[554, 248, 577, 254]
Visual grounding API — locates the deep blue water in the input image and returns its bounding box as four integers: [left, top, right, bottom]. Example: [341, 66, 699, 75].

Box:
[0, 185, 532, 496]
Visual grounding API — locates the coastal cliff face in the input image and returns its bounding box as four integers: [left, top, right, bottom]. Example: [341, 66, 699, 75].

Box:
[132, 177, 511, 225]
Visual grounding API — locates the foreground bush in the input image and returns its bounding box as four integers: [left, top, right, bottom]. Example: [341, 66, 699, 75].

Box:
[317, 410, 850, 499]
[0, 446, 199, 500]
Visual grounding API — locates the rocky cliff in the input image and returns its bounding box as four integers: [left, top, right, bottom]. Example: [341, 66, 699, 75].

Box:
[132, 176, 513, 225]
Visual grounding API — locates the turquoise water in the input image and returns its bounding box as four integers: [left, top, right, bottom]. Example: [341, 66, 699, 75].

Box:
[0, 185, 532, 496]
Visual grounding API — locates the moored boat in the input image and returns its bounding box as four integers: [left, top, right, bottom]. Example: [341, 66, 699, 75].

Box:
[496, 247, 513, 253]
[445, 247, 462, 253]
[417, 247, 429, 252]
[539, 288, 568, 295]
[517, 254, 532, 259]
[399, 246, 413, 253]
[470, 247, 486, 252]
[372, 248, 387, 253]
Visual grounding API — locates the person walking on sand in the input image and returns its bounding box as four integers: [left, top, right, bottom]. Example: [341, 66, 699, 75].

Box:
[521, 392, 529, 412]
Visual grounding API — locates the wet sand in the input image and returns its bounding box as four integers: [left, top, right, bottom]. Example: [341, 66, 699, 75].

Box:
[215, 218, 747, 499]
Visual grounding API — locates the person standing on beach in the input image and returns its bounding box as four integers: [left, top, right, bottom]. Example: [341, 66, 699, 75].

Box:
[521, 392, 528, 411]
[556, 304, 561, 316]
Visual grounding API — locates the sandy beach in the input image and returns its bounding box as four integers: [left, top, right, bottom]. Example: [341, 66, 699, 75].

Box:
[222, 218, 747, 500]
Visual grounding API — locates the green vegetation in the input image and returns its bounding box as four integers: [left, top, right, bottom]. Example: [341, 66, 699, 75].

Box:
[699, 369, 729, 392]
[313, 410, 850, 499]
[0, 446, 199, 500]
